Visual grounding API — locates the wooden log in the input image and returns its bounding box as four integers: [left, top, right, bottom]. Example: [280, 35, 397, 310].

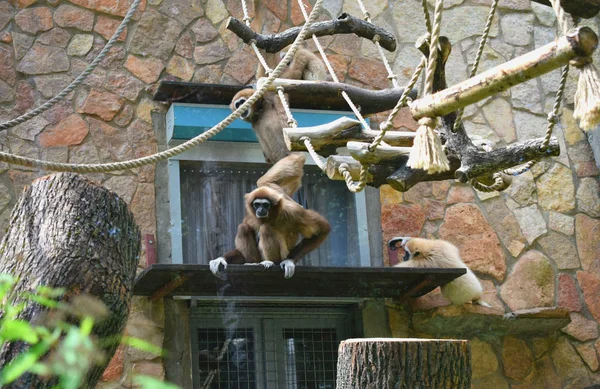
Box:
[0, 173, 141, 389]
[387, 156, 461, 192]
[532, 0, 600, 18]
[261, 78, 418, 116]
[456, 137, 560, 182]
[411, 27, 598, 120]
[284, 117, 416, 154]
[226, 13, 397, 53]
[326, 155, 369, 181]
[336, 338, 471, 389]
[347, 141, 411, 164]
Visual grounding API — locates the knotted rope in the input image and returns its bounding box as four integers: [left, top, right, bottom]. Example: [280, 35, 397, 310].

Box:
[406, 0, 450, 174]
[551, 0, 600, 130]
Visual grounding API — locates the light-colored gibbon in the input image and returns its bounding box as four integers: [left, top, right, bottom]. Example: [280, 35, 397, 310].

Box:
[389, 237, 491, 307]
[210, 154, 330, 279]
[230, 48, 326, 164]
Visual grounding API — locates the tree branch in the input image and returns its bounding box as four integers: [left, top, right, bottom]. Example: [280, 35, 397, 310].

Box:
[264, 78, 418, 115]
[532, 0, 600, 18]
[226, 13, 397, 53]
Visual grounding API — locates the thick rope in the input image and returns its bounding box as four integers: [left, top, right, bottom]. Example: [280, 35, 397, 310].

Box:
[301, 136, 327, 171]
[0, 0, 324, 172]
[453, 0, 499, 132]
[550, 0, 600, 130]
[355, 0, 400, 88]
[369, 57, 425, 151]
[421, 0, 433, 33]
[472, 65, 569, 190]
[406, 0, 450, 173]
[276, 87, 298, 127]
[296, 0, 372, 192]
[0, 0, 141, 131]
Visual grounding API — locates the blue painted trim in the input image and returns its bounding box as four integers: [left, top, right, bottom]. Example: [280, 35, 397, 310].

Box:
[167, 103, 368, 144]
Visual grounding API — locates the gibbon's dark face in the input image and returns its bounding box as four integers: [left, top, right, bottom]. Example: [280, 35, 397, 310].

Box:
[233, 97, 254, 122]
[403, 250, 410, 262]
[252, 198, 271, 219]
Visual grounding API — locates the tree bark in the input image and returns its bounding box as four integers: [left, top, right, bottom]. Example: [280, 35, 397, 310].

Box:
[336, 338, 471, 389]
[0, 173, 141, 389]
[532, 0, 600, 18]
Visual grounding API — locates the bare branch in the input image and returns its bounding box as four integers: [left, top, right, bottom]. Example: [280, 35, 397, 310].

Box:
[226, 13, 397, 53]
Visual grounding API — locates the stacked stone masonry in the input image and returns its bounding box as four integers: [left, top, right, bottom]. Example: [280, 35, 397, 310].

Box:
[0, 0, 599, 387]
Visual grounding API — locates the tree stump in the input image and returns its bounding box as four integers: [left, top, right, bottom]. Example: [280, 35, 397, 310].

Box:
[0, 173, 141, 389]
[336, 338, 471, 389]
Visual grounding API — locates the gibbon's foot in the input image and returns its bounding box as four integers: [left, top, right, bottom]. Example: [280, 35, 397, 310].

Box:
[209, 257, 227, 275]
[259, 260, 275, 269]
[280, 259, 296, 279]
[243, 260, 275, 269]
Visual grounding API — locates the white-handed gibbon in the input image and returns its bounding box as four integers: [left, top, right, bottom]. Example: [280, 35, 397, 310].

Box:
[389, 237, 491, 307]
[230, 48, 326, 164]
[210, 154, 330, 279]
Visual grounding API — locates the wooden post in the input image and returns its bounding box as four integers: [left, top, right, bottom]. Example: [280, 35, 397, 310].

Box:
[0, 173, 141, 389]
[336, 338, 471, 389]
[411, 27, 598, 120]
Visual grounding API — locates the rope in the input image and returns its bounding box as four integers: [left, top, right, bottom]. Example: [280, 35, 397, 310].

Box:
[276, 87, 298, 127]
[300, 137, 326, 171]
[369, 58, 425, 151]
[0, 0, 141, 131]
[339, 163, 369, 193]
[472, 64, 569, 190]
[453, 0, 499, 132]
[421, 0, 433, 33]
[0, 0, 324, 172]
[355, 0, 400, 88]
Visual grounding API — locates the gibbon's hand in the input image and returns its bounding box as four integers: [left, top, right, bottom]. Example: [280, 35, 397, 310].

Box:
[209, 257, 227, 275]
[280, 259, 295, 279]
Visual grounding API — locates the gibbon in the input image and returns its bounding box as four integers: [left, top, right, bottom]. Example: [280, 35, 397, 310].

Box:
[389, 237, 491, 307]
[230, 48, 326, 164]
[210, 154, 330, 279]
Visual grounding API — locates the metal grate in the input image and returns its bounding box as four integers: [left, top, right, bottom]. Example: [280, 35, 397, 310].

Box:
[283, 328, 338, 389]
[191, 306, 351, 389]
[196, 328, 256, 389]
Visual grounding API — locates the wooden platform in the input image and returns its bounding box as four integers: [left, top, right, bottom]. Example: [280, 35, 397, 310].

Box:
[133, 264, 465, 301]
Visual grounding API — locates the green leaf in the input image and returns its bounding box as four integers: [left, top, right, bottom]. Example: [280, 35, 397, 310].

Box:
[132, 376, 183, 389]
[23, 293, 60, 308]
[35, 286, 65, 298]
[0, 329, 60, 384]
[0, 320, 39, 344]
[121, 336, 165, 357]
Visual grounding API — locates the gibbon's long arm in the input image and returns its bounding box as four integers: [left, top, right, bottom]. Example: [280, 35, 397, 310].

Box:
[256, 153, 306, 197]
[287, 210, 331, 262]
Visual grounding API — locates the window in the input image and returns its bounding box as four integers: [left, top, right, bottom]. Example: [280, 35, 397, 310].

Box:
[190, 304, 353, 389]
[167, 104, 382, 268]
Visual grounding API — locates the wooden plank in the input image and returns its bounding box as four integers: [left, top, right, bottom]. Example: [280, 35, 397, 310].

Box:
[133, 264, 465, 299]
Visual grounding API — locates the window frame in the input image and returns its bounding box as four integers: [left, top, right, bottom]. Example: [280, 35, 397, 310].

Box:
[166, 105, 380, 267]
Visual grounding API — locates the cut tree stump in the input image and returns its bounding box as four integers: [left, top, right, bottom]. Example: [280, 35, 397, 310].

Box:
[336, 338, 471, 389]
[0, 173, 140, 389]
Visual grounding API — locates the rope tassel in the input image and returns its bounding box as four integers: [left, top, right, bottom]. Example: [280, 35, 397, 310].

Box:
[407, 117, 450, 174]
[574, 62, 600, 131]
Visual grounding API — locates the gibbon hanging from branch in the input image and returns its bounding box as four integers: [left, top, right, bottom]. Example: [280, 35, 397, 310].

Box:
[210, 154, 330, 279]
[230, 48, 327, 164]
[389, 237, 491, 307]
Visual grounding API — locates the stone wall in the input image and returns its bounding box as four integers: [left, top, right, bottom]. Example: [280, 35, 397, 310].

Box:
[0, 0, 599, 387]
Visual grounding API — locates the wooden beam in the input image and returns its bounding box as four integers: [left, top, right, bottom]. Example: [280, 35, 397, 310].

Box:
[411, 27, 598, 120]
[532, 0, 600, 18]
[284, 117, 415, 154]
[226, 13, 397, 53]
[347, 141, 412, 164]
[262, 78, 418, 116]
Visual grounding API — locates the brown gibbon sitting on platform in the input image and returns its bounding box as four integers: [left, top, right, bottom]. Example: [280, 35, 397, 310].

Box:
[210, 154, 330, 279]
